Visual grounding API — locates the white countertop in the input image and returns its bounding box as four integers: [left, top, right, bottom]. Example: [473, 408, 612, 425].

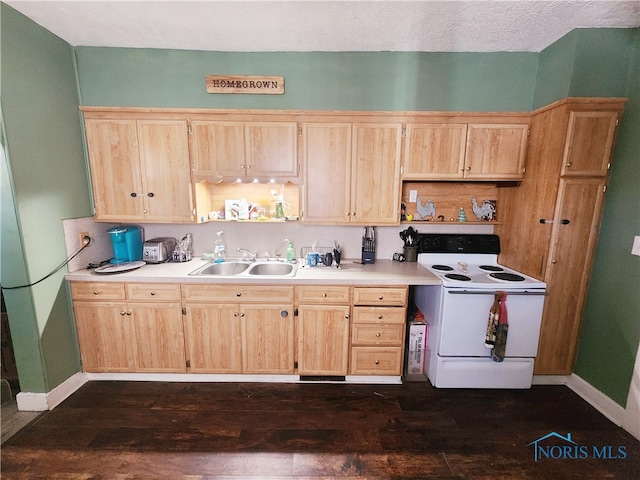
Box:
[65, 258, 441, 286]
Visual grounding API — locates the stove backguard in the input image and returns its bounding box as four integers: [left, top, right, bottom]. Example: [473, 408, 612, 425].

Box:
[418, 234, 500, 255]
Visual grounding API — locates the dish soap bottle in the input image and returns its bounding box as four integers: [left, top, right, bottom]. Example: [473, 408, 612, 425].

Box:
[286, 241, 295, 262]
[213, 230, 227, 263]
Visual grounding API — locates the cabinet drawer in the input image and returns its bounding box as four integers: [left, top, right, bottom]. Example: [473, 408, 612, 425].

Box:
[182, 284, 294, 303]
[353, 287, 407, 306]
[295, 285, 351, 304]
[351, 324, 404, 346]
[126, 283, 181, 301]
[349, 347, 403, 375]
[352, 306, 406, 324]
[71, 282, 125, 301]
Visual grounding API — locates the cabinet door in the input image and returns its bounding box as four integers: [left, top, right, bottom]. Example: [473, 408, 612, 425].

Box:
[129, 302, 186, 373]
[301, 123, 352, 224]
[242, 304, 294, 373]
[74, 302, 134, 372]
[84, 119, 144, 221]
[183, 304, 242, 373]
[297, 305, 350, 376]
[535, 177, 607, 374]
[464, 124, 528, 180]
[245, 122, 298, 177]
[137, 120, 194, 222]
[403, 124, 467, 179]
[351, 123, 403, 224]
[190, 121, 245, 176]
[561, 111, 619, 177]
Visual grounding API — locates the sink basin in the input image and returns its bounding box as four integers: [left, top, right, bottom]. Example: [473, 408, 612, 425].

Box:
[247, 262, 296, 276]
[189, 260, 297, 277]
[190, 261, 251, 276]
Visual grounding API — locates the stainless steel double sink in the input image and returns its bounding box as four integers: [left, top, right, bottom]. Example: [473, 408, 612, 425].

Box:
[189, 260, 298, 277]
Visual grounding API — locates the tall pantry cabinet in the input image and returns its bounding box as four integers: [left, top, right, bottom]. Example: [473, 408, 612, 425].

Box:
[496, 98, 626, 375]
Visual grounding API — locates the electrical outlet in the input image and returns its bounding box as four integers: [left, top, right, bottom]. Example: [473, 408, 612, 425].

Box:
[632, 236, 640, 256]
[409, 190, 418, 203]
[79, 232, 91, 248]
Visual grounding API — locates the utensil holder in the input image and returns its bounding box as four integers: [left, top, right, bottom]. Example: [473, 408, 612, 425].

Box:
[403, 246, 418, 262]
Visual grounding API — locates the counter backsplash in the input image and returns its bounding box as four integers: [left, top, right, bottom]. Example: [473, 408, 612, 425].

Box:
[62, 217, 494, 273]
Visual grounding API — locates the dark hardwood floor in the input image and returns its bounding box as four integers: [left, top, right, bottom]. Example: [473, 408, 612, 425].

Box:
[1, 381, 638, 479]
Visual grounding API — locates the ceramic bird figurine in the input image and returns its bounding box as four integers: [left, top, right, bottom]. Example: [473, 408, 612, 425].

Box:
[471, 197, 496, 221]
[416, 196, 436, 221]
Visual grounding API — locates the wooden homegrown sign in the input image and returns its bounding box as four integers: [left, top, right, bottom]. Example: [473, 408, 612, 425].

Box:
[206, 75, 284, 94]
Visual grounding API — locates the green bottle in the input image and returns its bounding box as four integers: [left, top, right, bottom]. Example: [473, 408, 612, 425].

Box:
[286, 242, 295, 262]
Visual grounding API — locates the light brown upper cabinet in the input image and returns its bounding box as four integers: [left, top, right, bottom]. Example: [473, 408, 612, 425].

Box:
[84, 115, 194, 223]
[403, 122, 529, 180]
[561, 111, 619, 177]
[302, 122, 403, 225]
[190, 120, 298, 179]
[403, 124, 467, 179]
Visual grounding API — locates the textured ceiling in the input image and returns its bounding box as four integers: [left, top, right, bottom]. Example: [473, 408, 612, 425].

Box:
[5, 0, 640, 53]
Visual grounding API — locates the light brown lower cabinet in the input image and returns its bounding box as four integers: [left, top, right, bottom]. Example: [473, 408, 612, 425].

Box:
[295, 286, 351, 376]
[182, 303, 243, 373]
[72, 282, 409, 378]
[181, 284, 295, 374]
[71, 282, 185, 373]
[349, 287, 407, 375]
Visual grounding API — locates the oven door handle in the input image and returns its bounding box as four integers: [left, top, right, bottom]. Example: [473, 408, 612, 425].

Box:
[447, 290, 548, 296]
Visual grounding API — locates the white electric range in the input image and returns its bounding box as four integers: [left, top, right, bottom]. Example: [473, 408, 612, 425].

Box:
[413, 234, 547, 389]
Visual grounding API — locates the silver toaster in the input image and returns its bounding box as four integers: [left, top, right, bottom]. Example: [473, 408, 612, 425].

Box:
[143, 237, 177, 263]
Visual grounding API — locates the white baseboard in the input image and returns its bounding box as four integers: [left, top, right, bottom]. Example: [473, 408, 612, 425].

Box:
[84, 373, 402, 384]
[15, 392, 49, 411]
[567, 373, 625, 427]
[16, 372, 88, 412]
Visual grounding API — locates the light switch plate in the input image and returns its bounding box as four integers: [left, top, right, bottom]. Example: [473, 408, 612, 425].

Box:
[409, 190, 417, 203]
[632, 236, 640, 256]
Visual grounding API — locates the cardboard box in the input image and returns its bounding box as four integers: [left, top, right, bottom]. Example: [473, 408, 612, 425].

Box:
[404, 321, 428, 381]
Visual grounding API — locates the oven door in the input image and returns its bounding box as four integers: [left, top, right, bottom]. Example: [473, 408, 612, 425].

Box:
[439, 289, 546, 357]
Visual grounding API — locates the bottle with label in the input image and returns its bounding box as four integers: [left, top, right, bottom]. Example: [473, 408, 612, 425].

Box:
[286, 241, 295, 262]
[213, 230, 227, 262]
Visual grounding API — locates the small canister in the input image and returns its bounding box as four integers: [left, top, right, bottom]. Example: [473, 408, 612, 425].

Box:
[306, 252, 319, 267]
[323, 252, 333, 267]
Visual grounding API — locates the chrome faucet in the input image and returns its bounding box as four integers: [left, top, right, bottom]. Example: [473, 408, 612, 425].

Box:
[237, 248, 257, 261]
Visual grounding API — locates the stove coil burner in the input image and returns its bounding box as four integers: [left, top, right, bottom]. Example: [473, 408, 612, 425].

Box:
[445, 273, 472, 281]
[431, 265, 454, 271]
[490, 272, 525, 282]
[479, 265, 504, 272]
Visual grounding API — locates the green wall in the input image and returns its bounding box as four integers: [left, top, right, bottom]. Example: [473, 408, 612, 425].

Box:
[1, 4, 90, 392]
[75, 48, 538, 111]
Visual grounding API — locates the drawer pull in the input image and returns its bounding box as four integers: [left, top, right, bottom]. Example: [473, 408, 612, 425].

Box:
[150, 291, 156, 296]
[378, 295, 384, 300]
[377, 314, 383, 319]
[375, 360, 380, 365]
[376, 332, 381, 337]
[236, 292, 242, 297]
[322, 293, 327, 298]
[93, 291, 100, 296]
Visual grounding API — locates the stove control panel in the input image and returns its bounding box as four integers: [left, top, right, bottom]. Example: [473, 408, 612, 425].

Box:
[418, 234, 500, 254]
